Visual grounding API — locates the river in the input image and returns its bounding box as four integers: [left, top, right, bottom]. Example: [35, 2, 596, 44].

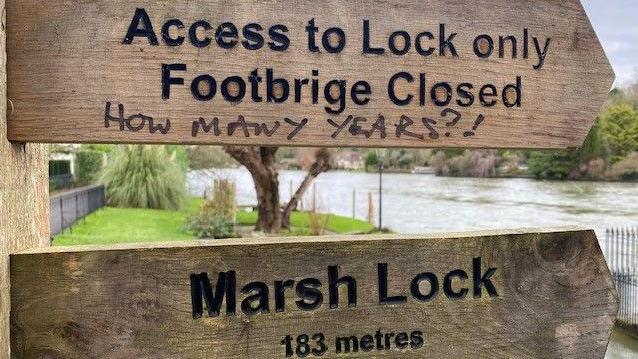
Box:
[189, 169, 638, 238]
[188, 168, 638, 357]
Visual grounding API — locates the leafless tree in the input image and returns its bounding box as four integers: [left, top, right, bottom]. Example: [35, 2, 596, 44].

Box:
[223, 146, 331, 233]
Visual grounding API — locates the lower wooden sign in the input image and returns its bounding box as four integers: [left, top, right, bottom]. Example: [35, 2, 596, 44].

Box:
[10, 229, 616, 358]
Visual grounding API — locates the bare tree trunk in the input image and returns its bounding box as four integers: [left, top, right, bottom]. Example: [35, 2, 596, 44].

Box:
[282, 149, 331, 228]
[223, 146, 282, 233]
[223, 146, 331, 233]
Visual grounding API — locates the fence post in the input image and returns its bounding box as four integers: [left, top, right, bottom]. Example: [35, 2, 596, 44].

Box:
[0, 6, 50, 352]
[312, 184, 317, 213]
[352, 189, 356, 220]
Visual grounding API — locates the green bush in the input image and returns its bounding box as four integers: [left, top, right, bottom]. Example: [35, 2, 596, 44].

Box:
[608, 152, 638, 181]
[364, 151, 379, 170]
[599, 104, 638, 160]
[528, 151, 577, 180]
[184, 214, 236, 239]
[100, 145, 187, 210]
[184, 179, 237, 239]
[75, 151, 104, 185]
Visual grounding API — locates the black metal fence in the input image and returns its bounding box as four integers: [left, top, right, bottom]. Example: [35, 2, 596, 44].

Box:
[50, 185, 106, 237]
[602, 228, 637, 328]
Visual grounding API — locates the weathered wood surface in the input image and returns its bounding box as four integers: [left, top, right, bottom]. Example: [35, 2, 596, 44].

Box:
[0, 0, 50, 356]
[6, 0, 613, 148]
[11, 229, 617, 358]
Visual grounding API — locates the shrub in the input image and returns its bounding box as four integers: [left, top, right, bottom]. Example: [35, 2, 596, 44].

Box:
[308, 211, 329, 236]
[100, 145, 187, 210]
[364, 151, 379, 170]
[528, 151, 577, 180]
[608, 152, 638, 181]
[599, 104, 638, 159]
[75, 151, 104, 186]
[204, 179, 237, 223]
[184, 214, 236, 239]
[185, 179, 237, 239]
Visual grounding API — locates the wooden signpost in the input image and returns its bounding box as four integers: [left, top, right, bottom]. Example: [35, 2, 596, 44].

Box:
[6, 0, 613, 148]
[0, 0, 620, 358]
[10, 230, 617, 358]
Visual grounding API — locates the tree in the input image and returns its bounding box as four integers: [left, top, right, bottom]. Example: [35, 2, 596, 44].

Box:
[599, 104, 638, 160]
[364, 151, 379, 169]
[223, 146, 331, 233]
[527, 151, 577, 180]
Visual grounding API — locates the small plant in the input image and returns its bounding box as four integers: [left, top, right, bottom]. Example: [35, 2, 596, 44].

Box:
[184, 214, 236, 239]
[206, 179, 237, 223]
[185, 179, 238, 239]
[308, 211, 329, 236]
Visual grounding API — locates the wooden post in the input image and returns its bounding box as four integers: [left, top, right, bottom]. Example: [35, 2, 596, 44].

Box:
[0, 0, 50, 355]
[352, 189, 356, 220]
[312, 184, 317, 213]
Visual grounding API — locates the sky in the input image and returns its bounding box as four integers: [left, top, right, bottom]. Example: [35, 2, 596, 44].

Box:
[582, 1, 638, 86]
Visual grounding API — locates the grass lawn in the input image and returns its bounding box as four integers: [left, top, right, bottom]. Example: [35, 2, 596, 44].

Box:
[54, 198, 375, 246]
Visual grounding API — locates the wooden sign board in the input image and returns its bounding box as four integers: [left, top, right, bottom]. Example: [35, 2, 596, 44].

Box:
[10, 229, 616, 358]
[6, 0, 613, 148]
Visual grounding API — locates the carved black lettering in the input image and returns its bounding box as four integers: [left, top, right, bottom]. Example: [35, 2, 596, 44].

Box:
[123, 8, 158, 45]
[189, 20, 212, 48]
[473, 257, 499, 298]
[190, 271, 236, 319]
[241, 282, 270, 315]
[161, 64, 186, 99]
[322, 27, 346, 53]
[161, 19, 185, 46]
[443, 269, 469, 299]
[328, 265, 357, 308]
[295, 278, 323, 311]
[378, 263, 407, 304]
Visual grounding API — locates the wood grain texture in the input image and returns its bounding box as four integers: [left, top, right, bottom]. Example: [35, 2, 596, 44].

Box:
[0, 0, 50, 356]
[11, 229, 617, 358]
[6, 0, 613, 148]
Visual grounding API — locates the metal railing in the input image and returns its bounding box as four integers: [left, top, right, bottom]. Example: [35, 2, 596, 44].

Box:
[602, 228, 638, 328]
[50, 185, 106, 237]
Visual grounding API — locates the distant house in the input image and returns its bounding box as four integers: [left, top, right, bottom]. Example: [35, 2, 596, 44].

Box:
[335, 151, 363, 170]
[49, 144, 80, 189]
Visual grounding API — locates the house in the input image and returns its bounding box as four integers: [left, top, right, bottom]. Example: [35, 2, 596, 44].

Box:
[49, 145, 80, 189]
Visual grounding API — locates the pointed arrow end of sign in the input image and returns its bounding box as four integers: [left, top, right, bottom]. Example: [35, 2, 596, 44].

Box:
[567, 1, 617, 148]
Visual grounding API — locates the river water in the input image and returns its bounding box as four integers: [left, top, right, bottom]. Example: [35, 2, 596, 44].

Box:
[189, 169, 638, 238]
[188, 168, 638, 357]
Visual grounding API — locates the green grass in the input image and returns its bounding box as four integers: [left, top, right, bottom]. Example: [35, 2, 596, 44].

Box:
[54, 198, 375, 246]
[235, 211, 374, 234]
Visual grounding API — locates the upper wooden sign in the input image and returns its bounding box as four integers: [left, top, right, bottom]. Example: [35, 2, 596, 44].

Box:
[6, 0, 613, 148]
[10, 229, 616, 358]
